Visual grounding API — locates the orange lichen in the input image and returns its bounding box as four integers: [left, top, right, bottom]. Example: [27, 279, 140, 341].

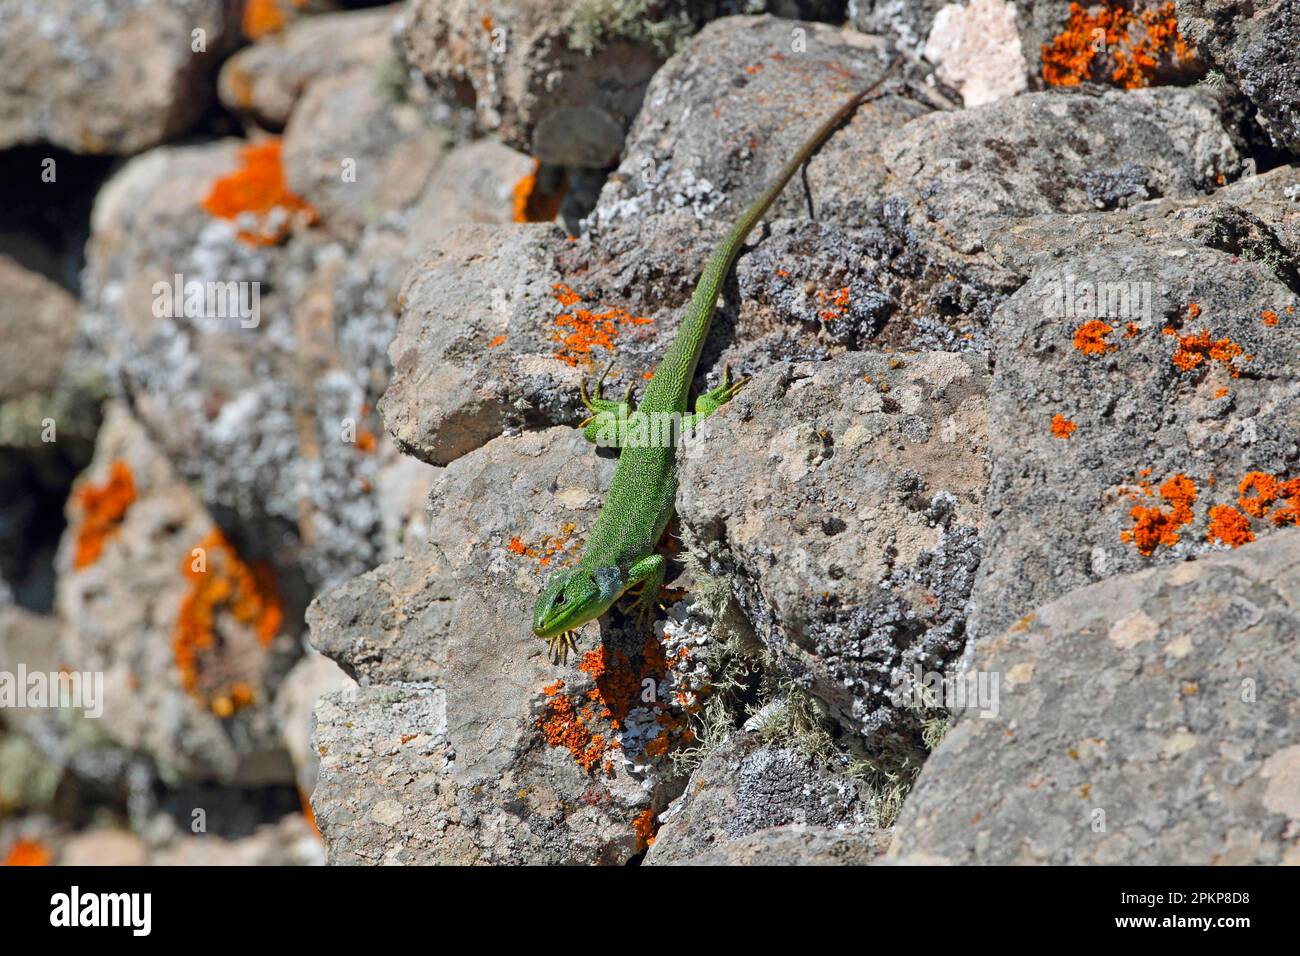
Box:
[1121, 473, 1196, 556]
[242, 0, 309, 39]
[505, 522, 579, 566]
[1238, 471, 1278, 518]
[1270, 480, 1300, 527]
[174, 529, 282, 716]
[1051, 413, 1077, 439]
[816, 286, 851, 322]
[536, 627, 688, 774]
[633, 808, 658, 851]
[1207, 504, 1254, 548]
[1042, 2, 1192, 89]
[535, 680, 610, 774]
[549, 284, 653, 367]
[1261, 310, 1279, 327]
[487, 334, 507, 348]
[1171, 329, 1245, 377]
[1213, 387, 1228, 399]
[1073, 319, 1115, 356]
[72, 460, 136, 570]
[2, 838, 51, 866]
[512, 160, 567, 223]
[1124, 322, 1141, 339]
[201, 139, 316, 246]
[1239, 472, 1300, 527]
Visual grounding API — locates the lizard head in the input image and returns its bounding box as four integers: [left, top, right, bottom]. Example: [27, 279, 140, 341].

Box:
[531, 565, 621, 639]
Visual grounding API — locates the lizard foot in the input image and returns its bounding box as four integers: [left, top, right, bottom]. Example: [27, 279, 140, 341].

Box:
[547, 630, 579, 665]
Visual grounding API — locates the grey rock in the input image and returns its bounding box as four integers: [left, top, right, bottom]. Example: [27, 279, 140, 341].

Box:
[0, 255, 78, 400]
[891, 528, 1300, 865]
[678, 352, 989, 754]
[644, 733, 878, 864]
[283, 66, 449, 241]
[665, 823, 890, 865]
[0, 0, 236, 154]
[55, 404, 297, 786]
[310, 427, 695, 864]
[218, 5, 401, 129]
[1182, 0, 1300, 156]
[969, 164, 1300, 640]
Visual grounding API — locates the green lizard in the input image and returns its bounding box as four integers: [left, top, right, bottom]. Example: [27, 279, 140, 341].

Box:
[532, 66, 897, 662]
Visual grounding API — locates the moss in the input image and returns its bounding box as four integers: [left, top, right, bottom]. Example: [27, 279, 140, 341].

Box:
[565, 0, 696, 59]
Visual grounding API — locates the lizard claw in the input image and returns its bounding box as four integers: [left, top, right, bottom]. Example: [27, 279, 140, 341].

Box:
[547, 630, 578, 665]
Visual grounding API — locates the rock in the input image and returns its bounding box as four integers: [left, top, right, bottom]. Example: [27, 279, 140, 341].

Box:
[891, 528, 1300, 865]
[968, 164, 1300, 639]
[79, 139, 387, 591]
[664, 823, 891, 865]
[380, 223, 586, 466]
[921, 0, 1028, 106]
[58, 828, 149, 866]
[880, 87, 1240, 263]
[310, 426, 694, 864]
[403, 137, 535, 256]
[643, 733, 881, 864]
[283, 66, 449, 241]
[1179, 1, 1300, 157]
[56, 404, 297, 785]
[678, 352, 989, 754]
[0, 255, 98, 607]
[219, 5, 401, 129]
[0, 255, 78, 400]
[148, 814, 324, 865]
[403, 5, 860, 167]
[0, 0, 237, 154]
[1017, 0, 1204, 91]
[853, 0, 954, 56]
[273, 649, 354, 797]
[401, 0, 658, 167]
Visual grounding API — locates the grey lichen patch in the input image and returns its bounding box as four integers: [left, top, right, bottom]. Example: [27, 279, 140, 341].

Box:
[565, 0, 696, 58]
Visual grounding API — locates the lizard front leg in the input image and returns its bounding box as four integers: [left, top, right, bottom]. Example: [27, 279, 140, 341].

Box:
[619, 552, 666, 631]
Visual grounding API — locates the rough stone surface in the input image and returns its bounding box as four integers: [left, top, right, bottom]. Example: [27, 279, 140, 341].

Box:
[678, 352, 989, 754]
[79, 139, 387, 593]
[644, 733, 878, 864]
[283, 66, 449, 241]
[0, 0, 237, 154]
[402, 1, 847, 168]
[218, 5, 401, 129]
[892, 528, 1300, 865]
[1182, 0, 1300, 157]
[56, 404, 297, 785]
[0, 255, 79, 400]
[309, 427, 681, 864]
[922, 0, 1027, 106]
[969, 164, 1300, 639]
[663, 823, 890, 865]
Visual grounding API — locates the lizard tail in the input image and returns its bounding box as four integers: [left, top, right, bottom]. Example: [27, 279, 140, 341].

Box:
[713, 58, 902, 278]
[645, 59, 900, 409]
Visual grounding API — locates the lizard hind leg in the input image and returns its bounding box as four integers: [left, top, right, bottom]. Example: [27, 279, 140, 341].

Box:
[683, 364, 749, 431]
[579, 359, 635, 447]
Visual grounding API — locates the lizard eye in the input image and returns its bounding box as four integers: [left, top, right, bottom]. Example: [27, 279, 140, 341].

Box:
[555, 592, 567, 605]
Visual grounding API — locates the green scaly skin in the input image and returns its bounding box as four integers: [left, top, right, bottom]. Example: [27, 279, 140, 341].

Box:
[532, 67, 897, 662]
